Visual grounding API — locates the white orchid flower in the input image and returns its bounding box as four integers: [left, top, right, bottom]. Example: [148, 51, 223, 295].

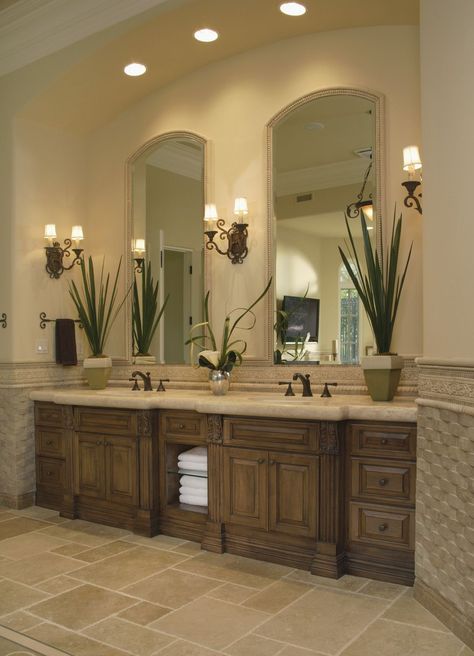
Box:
[199, 350, 220, 369]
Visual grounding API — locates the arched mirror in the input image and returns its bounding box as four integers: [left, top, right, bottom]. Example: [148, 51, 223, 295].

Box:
[268, 88, 384, 366]
[128, 132, 206, 364]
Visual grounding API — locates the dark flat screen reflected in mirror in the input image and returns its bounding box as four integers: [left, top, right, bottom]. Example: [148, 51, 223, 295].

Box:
[273, 94, 376, 365]
[132, 135, 205, 364]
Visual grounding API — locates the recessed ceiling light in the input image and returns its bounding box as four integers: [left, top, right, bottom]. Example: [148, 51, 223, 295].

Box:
[280, 2, 307, 16]
[194, 28, 219, 43]
[123, 62, 147, 77]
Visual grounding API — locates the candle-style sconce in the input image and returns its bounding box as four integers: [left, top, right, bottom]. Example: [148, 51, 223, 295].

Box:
[401, 145, 422, 214]
[0, 313, 6, 329]
[133, 239, 146, 272]
[44, 224, 84, 279]
[203, 199, 249, 265]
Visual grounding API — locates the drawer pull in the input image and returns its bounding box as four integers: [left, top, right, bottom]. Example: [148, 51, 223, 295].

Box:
[104, 441, 109, 447]
[378, 478, 388, 486]
[380, 438, 388, 445]
[258, 458, 265, 464]
[46, 471, 53, 476]
[378, 523, 388, 532]
[178, 423, 185, 429]
[269, 460, 275, 465]
[46, 440, 54, 446]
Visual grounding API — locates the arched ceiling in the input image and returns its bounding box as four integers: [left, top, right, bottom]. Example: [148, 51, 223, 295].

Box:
[18, 0, 419, 134]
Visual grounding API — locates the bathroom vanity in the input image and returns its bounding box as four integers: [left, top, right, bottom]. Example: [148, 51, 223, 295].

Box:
[32, 390, 416, 585]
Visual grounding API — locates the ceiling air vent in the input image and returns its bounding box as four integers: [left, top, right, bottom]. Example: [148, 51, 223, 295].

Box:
[296, 193, 313, 203]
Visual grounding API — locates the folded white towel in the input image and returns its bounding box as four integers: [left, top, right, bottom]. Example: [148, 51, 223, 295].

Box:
[179, 493, 208, 506]
[178, 464, 208, 474]
[180, 475, 208, 490]
[180, 485, 208, 498]
[178, 447, 207, 462]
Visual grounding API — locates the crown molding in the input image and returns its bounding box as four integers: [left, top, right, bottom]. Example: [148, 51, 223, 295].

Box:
[147, 141, 203, 180]
[276, 157, 370, 197]
[0, 0, 172, 77]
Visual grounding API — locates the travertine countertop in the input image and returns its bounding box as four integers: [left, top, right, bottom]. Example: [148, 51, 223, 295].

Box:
[30, 387, 417, 422]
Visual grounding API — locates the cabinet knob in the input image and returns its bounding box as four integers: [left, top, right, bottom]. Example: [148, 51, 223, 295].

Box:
[46, 440, 54, 446]
[104, 441, 109, 447]
[380, 438, 388, 445]
[46, 471, 53, 476]
[269, 460, 275, 465]
[378, 478, 388, 486]
[378, 523, 388, 532]
[178, 423, 185, 429]
[257, 458, 265, 464]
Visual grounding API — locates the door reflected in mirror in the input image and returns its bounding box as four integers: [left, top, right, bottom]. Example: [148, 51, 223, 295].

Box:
[131, 133, 205, 364]
[273, 92, 378, 365]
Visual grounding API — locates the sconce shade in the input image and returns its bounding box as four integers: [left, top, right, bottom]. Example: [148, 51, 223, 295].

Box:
[234, 197, 249, 222]
[361, 203, 374, 222]
[403, 145, 422, 172]
[44, 224, 57, 240]
[204, 203, 218, 221]
[134, 238, 146, 254]
[71, 225, 84, 242]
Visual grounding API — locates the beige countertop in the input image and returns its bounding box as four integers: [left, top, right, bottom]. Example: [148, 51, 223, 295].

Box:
[30, 387, 417, 422]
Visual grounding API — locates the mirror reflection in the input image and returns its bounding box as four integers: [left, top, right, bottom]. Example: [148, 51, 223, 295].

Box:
[132, 134, 205, 364]
[274, 93, 376, 365]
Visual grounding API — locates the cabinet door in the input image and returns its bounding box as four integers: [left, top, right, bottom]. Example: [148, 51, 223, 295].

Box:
[76, 433, 106, 499]
[269, 453, 318, 538]
[223, 447, 268, 530]
[105, 436, 139, 507]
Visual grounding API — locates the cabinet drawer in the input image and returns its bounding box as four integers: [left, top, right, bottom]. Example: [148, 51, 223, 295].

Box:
[350, 423, 416, 459]
[161, 412, 205, 440]
[350, 503, 414, 550]
[74, 407, 137, 435]
[35, 403, 63, 428]
[223, 417, 319, 451]
[351, 459, 415, 505]
[37, 427, 65, 458]
[37, 457, 65, 489]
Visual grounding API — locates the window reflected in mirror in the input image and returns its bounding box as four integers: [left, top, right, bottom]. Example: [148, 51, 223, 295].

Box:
[273, 93, 377, 365]
[131, 134, 205, 364]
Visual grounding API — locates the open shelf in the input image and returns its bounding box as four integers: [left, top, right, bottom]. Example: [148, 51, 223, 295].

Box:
[167, 469, 208, 479]
[168, 501, 208, 515]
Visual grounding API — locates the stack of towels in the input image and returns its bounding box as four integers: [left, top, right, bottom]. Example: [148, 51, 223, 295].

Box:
[178, 446, 208, 507]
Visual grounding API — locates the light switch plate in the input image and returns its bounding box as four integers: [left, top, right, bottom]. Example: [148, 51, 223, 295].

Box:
[35, 338, 49, 354]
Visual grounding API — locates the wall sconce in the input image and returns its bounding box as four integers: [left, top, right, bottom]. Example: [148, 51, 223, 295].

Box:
[44, 224, 84, 279]
[402, 145, 422, 214]
[346, 161, 374, 221]
[133, 239, 146, 272]
[203, 198, 249, 264]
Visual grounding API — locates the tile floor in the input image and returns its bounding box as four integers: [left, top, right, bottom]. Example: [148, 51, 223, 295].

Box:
[0, 506, 471, 656]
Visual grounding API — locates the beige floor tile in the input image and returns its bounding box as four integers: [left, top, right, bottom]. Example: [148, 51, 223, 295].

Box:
[70, 546, 186, 590]
[159, 640, 222, 656]
[49, 542, 90, 558]
[277, 647, 326, 656]
[35, 575, 82, 595]
[28, 584, 135, 630]
[243, 580, 310, 614]
[207, 583, 258, 604]
[118, 601, 172, 625]
[83, 617, 175, 656]
[151, 596, 268, 650]
[225, 634, 282, 656]
[57, 519, 130, 540]
[357, 580, 406, 600]
[123, 568, 222, 608]
[12, 507, 62, 522]
[459, 647, 474, 656]
[0, 634, 42, 655]
[0, 610, 42, 631]
[256, 586, 388, 655]
[340, 618, 462, 656]
[123, 533, 187, 550]
[72, 540, 135, 563]
[0, 511, 20, 523]
[285, 570, 368, 592]
[0, 532, 70, 561]
[38, 525, 113, 548]
[176, 552, 291, 589]
[0, 580, 50, 616]
[0, 518, 49, 541]
[27, 622, 132, 656]
[0, 552, 82, 586]
[172, 541, 203, 555]
[382, 589, 449, 631]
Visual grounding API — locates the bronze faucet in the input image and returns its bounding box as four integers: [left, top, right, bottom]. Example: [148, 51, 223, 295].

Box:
[292, 372, 313, 397]
[131, 371, 152, 391]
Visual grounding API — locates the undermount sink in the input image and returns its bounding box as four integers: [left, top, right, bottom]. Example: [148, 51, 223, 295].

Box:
[95, 388, 151, 395]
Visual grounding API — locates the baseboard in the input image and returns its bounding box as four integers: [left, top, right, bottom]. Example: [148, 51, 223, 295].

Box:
[0, 491, 35, 509]
[414, 579, 474, 650]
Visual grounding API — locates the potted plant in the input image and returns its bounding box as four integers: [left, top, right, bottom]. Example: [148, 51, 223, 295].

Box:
[186, 279, 272, 395]
[274, 286, 309, 363]
[132, 262, 169, 364]
[339, 210, 412, 401]
[69, 257, 129, 389]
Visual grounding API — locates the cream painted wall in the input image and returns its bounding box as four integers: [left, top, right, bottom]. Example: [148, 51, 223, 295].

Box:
[84, 25, 421, 362]
[420, 0, 474, 359]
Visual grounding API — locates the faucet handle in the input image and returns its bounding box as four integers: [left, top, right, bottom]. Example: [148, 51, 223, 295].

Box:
[278, 381, 295, 397]
[157, 378, 170, 392]
[129, 377, 140, 391]
[321, 382, 338, 398]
